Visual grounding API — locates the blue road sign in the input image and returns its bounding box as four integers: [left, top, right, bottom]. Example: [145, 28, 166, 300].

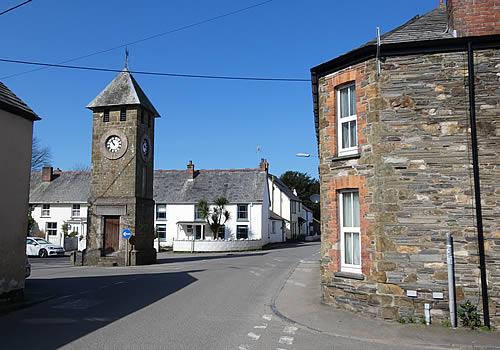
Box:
[122, 228, 132, 239]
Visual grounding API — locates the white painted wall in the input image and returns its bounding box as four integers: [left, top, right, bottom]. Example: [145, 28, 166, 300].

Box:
[31, 203, 88, 249]
[268, 177, 301, 240]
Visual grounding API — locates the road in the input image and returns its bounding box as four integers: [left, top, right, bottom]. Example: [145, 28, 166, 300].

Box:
[1, 243, 329, 349]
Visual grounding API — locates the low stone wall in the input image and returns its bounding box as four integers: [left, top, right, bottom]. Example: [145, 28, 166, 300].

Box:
[173, 239, 264, 252]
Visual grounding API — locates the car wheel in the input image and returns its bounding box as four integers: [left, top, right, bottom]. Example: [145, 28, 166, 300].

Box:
[38, 249, 48, 258]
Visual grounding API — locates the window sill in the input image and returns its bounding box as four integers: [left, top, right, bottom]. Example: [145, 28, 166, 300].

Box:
[332, 153, 361, 162]
[334, 271, 365, 280]
[237, 219, 249, 222]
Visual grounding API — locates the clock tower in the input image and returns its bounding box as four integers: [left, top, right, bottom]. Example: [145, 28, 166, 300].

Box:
[83, 68, 159, 266]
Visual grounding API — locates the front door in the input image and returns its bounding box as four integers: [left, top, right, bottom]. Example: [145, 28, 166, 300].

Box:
[103, 216, 120, 255]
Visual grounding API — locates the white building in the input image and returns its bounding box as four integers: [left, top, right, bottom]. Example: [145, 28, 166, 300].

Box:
[29, 160, 300, 252]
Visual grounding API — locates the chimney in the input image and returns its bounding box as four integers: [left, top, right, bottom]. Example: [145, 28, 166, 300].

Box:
[446, 0, 500, 37]
[42, 166, 53, 182]
[259, 158, 269, 172]
[187, 160, 195, 179]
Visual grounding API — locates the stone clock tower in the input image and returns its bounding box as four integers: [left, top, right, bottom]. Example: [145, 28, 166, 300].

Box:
[83, 68, 159, 266]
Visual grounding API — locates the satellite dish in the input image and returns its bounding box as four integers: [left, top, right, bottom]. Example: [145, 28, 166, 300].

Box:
[310, 194, 320, 204]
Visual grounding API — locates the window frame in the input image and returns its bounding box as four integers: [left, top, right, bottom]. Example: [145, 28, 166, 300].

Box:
[236, 225, 249, 239]
[339, 190, 361, 274]
[156, 224, 166, 239]
[120, 108, 127, 121]
[237, 204, 249, 221]
[41, 204, 50, 217]
[71, 204, 81, 217]
[194, 205, 204, 221]
[337, 83, 358, 156]
[156, 204, 167, 221]
[103, 110, 110, 122]
[46, 222, 57, 236]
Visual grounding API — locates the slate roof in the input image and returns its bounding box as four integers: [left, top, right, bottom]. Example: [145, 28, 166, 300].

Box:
[362, 7, 452, 47]
[29, 169, 268, 204]
[87, 69, 160, 117]
[154, 169, 267, 204]
[0, 81, 39, 121]
[269, 174, 301, 202]
[30, 171, 90, 204]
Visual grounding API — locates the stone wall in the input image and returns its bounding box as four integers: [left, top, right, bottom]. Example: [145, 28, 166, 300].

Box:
[318, 49, 500, 325]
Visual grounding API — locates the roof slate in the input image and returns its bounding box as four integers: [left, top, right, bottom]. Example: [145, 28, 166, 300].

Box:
[362, 7, 452, 47]
[269, 175, 301, 202]
[86, 69, 159, 117]
[0, 81, 39, 121]
[29, 169, 268, 204]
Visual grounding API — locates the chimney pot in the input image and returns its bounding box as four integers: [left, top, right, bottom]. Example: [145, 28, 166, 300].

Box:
[187, 160, 195, 179]
[259, 158, 269, 172]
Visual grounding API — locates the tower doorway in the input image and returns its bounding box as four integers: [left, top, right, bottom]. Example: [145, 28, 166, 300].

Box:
[103, 216, 120, 255]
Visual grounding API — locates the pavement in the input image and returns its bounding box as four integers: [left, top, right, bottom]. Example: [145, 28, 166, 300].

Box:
[274, 258, 500, 350]
[0, 243, 498, 350]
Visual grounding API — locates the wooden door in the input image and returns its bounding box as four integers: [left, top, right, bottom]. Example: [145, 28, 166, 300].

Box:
[103, 216, 120, 255]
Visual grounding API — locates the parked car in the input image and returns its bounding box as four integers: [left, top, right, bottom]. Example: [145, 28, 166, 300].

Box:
[25, 257, 31, 278]
[26, 237, 65, 258]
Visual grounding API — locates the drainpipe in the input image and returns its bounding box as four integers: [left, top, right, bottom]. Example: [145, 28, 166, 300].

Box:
[467, 41, 490, 329]
[446, 233, 457, 328]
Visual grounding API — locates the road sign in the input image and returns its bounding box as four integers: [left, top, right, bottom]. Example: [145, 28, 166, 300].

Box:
[122, 228, 132, 239]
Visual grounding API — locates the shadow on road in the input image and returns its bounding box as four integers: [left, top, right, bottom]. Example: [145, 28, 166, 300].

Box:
[157, 251, 268, 264]
[0, 270, 201, 349]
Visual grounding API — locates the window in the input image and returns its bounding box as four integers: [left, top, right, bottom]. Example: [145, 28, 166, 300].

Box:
[194, 205, 204, 221]
[46, 222, 57, 236]
[156, 224, 166, 239]
[186, 225, 193, 236]
[103, 110, 110, 122]
[120, 108, 126, 121]
[41, 204, 50, 217]
[237, 204, 248, 220]
[339, 191, 361, 273]
[272, 221, 276, 234]
[72, 204, 80, 217]
[291, 201, 297, 214]
[156, 204, 166, 220]
[237, 225, 248, 239]
[337, 84, 357, 155]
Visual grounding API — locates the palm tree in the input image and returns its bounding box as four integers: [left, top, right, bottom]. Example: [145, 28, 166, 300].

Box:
[197, 197, 230, 239]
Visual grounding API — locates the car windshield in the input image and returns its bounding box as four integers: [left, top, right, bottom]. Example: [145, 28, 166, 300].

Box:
[34, 238, 50, 244]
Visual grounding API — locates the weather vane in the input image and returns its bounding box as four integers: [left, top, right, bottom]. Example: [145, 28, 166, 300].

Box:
[124, 47, 129, 70]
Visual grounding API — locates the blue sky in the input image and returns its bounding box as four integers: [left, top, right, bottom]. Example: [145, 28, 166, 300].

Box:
[1, 0, 439, 177]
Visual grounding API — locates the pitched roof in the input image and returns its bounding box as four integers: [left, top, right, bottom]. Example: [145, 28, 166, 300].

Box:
[154, 169, 267, 203]
[30, 171, 90, 204]
[362, 7, 452, 47]
[86, 69, 160, 117]
[29, 168, 268, 204]
[0, 81, 39, 121]
[269, 174, 301, 202]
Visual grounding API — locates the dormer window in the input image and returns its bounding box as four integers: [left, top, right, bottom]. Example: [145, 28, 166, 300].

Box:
[103, 110, 110, 122]
[120, 108, 126, 121]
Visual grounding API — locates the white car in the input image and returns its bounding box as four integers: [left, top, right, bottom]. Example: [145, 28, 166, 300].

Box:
[26, 237, 65, 258]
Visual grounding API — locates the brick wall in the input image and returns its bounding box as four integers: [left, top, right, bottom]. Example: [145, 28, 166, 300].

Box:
[447, 0, 500, 36]
[318, 48, 500, 325]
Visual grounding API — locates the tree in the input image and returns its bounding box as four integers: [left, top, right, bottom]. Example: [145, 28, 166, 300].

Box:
[197, 197, 230, 239]
[31, 137, 52, 171]
[279, 171, 320, 219]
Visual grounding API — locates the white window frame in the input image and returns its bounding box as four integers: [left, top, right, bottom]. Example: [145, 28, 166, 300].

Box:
[337, 83, 358, 156]
[339, 190, 361, 274]
[46, 222, 57, 236]
[156, 204, 167, 221]
[237, 204, 249, 221]
[72, 204, 81, 217]
[41, 204, 50, 217]
[194, 205, 204, 221]
[236, 225, 249, 239]
[156, 224, 166, 239]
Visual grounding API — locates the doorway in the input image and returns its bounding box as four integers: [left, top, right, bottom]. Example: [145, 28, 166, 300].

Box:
[103, 216, 120, 255]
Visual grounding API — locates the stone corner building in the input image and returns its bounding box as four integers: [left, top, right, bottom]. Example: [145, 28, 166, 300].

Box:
[83, 68, 159, 266]
[311, 1, 499, 324]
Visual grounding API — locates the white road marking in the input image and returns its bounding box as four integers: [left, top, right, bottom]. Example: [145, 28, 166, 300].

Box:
[250, 270, 261, 277]
[273, 258, 283, 262]
[265, 262, 276, 267]
[283, 326, 298, 335]
[293, 281, 306, 288]
[254, 323, 267, 329]
[296, 268, 312, 272]
[238, 345, 248, 350]
[262, 314, 272, 321]
[279, 336, 294, 345]
[247, 332, 261, 340]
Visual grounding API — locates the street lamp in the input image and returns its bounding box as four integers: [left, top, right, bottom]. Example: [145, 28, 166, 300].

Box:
[296, 153, 311, 158]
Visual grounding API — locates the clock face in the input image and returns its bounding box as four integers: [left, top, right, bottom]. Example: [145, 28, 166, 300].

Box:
[141, 138, 149, 157]
[106, 136, 122, 153]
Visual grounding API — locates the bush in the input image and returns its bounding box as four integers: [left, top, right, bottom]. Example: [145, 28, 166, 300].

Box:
[457, 300, 481, 329]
